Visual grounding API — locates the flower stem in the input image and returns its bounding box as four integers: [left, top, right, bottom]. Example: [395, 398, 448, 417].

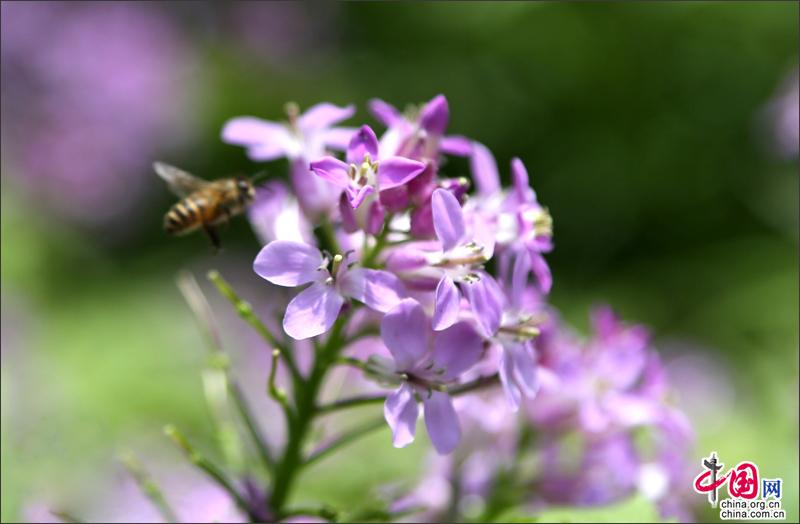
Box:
[361, 218, 391, 268]
[120, 451, 180, 523]
[163, 424, 254, 520]
[270, 314, 349, 515]
[317, 219, 341, 255]
[316, 373, 500, 414]
[269, 348, 294, 420]
[178, 271, 275, 474]
[206, 270, 301, 381]
[334, 355, 369, 371]
[304, 416, 385, 467]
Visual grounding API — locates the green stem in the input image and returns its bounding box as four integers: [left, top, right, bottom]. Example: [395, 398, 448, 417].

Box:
[317, 219, 341, 255]
[228, 382, 275, 472]
[317, 374, 500, 415]
[207, 270, 301, 382]
[361, 220, 391, 268]
[281, 506, 338, 522]
[120, 452, 180, 523]
[49, 510, 85, 523]
[164, 425, 254, 520]
[178, 271, 275, 474]
[269, 314, 349, 514]
[304, 417, 385, 467]
[269, 348, 294, 420]
[334, 355, 369, 371]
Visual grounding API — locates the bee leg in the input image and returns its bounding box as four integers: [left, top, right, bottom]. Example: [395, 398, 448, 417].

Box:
[202, 223, 222, 253]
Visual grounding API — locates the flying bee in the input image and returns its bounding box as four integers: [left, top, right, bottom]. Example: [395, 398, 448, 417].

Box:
[155, 161, 257, 251]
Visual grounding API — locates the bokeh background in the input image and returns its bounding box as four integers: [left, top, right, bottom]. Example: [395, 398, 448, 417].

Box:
[1, 1, 797, 522]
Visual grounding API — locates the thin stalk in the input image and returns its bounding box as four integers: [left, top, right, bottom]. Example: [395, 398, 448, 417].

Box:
[268, 348, 294, 420]
[120, 452, 179, 523]
[49, 510, 85, 523]
[228, 381, 275, 472]
[280, 506, 337, 522]
[317, 373, 500, 415]
[269, 314, 350, 514]
[177, 271, 275, 473]
[361, 218, 391, 268]
[163, 425, 254, 520]
[304, 417, 385, 467]
[334, 355, 369, 371]
[317, 219, 341, 255]
[205, 270, 279, 348]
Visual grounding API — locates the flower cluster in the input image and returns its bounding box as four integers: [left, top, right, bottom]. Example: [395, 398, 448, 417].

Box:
[197, 94, 695, 520]
[394, 308, 696, 522]
[226, 95, 554, 455]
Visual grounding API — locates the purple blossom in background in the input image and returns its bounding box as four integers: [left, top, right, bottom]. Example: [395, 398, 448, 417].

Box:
[763, 69, 799, 158]
[0, 2, 193, 230]
[381, 299, 483, 454]
[253, 240, 406, 339]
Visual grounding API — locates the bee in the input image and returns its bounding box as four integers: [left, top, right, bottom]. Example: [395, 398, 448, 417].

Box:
[155, 161, 256, 251]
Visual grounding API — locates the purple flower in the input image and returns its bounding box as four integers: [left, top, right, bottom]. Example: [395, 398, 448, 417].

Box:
[428, 188, 504, 338]
[381, 299, 484, 454]
[223, 102, 356, 218]
[254, 240, 407, 340]
[489, 248, 542, 411]
[222, 102, 355, 162]
[369, 94, 473, 160]
[536, 433, 640, 506]
[310, 125, 426, 208]
[246, 181, 314, 246]
[469, 144, 553, 293]
[529, 307, 670, 435]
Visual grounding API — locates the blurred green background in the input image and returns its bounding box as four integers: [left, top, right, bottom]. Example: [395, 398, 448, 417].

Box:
[1, 2, 797, 522]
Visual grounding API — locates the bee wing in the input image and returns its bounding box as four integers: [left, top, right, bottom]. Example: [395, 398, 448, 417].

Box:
[154, 161, 208, 197]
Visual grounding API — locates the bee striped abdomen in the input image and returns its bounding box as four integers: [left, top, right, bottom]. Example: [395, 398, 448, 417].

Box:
[164, 197, 201, 235]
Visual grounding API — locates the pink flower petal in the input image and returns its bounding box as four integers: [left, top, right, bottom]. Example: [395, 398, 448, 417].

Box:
[368, 98, 403, 127]
[431, 188, 466, 252]
[221, 117, 293, 161]
[470, 142, 500, 197]
[338, 267, 406, 313]
[419, 94, 449, 135]
[440, 135, 473, 156]
[309, 156, 351, 189]
[320, 126, 358, 151]
[254, 240, 324, 287]
[377, 157, 426, 190]
[297, 102, 354, 132]
[283, 282, 344, 340]
[347, 125, 379, 164]
[381, 299, 429, 371]
[432, 321, 483, 380]
[432, 275, 461, 331]
[423, 391, 461, 455]
[460, 273, 503, 338]
[384, 383, 419, 448]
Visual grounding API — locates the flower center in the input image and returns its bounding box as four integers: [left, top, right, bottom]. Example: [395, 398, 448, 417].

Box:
[347, 153, 379, 188]
[521, 206, 553, 238]
[432, 241, 488, 268]
[319, 253, 344, 285]
[497, 313, 544, 343]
